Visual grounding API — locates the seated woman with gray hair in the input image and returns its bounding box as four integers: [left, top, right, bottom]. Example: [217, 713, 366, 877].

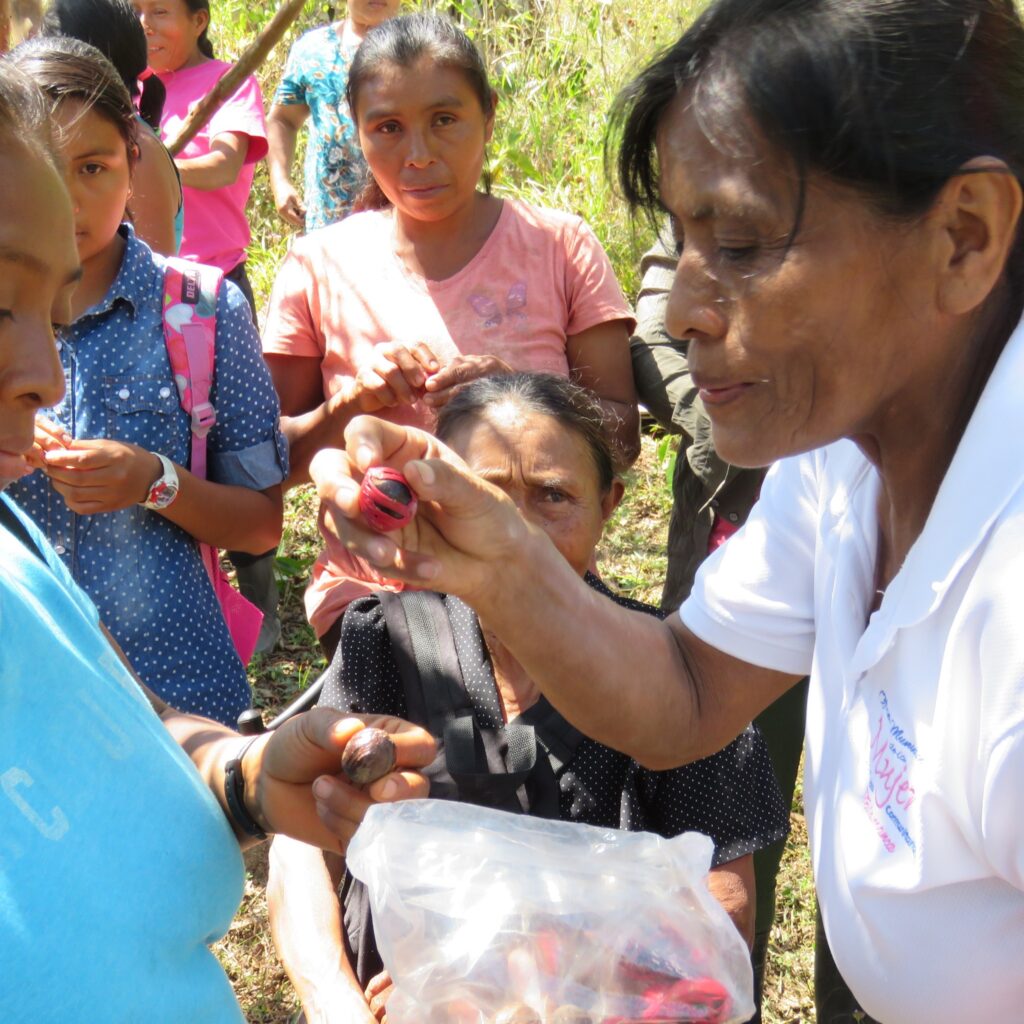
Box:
[269, 373, 788, 1024]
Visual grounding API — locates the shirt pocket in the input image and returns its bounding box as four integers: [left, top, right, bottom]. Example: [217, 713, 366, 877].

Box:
[103, 375, 180, 453]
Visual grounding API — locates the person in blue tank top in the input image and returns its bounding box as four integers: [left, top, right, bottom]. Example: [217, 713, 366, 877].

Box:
[0, 58, 434, 1020]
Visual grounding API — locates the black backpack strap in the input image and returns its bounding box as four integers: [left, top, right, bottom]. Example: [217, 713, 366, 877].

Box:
[0, 498, 47, 564]
[445, 715, 539, 776]
[517, 696, 586, 774]
[379, 590, 474, 737]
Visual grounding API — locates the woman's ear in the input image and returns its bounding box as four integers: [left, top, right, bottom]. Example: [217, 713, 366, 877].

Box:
[193, 8, 210, 38]
[933, 157, 1023, 316]
[600, 478, 626, 522]
[483, 89, 498, 144]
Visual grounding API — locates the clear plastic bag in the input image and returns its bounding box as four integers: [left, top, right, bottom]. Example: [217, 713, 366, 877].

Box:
[346, 800, 755, 1024]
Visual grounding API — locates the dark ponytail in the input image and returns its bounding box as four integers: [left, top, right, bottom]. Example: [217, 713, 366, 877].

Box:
[136, 73, 166, 132]
[40, 0, 167, 129]
[181, 0, 215, 59]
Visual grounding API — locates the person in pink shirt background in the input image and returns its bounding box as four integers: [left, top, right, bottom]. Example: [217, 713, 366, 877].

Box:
[262, 12, 640, 654]
[135, 0, 267, 319]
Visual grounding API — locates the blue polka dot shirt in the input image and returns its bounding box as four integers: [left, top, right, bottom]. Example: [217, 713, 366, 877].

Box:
[8, 226, 288, 725]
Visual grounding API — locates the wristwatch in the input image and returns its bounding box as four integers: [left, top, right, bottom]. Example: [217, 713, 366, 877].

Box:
[142, 452, 180, 510]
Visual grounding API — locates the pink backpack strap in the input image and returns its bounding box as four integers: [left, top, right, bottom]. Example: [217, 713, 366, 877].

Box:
[162, 258, 223, 588]
[161, 257, 222, 481]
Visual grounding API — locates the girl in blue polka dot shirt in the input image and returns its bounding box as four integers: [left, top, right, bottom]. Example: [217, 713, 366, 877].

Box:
[7, 38, 287, 725]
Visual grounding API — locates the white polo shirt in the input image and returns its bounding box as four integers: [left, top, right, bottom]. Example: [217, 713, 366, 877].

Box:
[680, 323, 1024, 1023]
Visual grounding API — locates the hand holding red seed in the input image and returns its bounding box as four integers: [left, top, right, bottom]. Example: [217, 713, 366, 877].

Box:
[358, 466, 418, 532]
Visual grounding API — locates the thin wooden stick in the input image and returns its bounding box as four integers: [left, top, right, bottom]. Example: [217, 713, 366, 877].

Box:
[165, 0, 307, 157]
[0, 0, 12, 55]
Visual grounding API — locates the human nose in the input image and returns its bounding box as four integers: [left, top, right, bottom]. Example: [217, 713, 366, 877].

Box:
[404, 126, 434, 168]
[4, 319, 66, 418]
[62, 170, 82, 216]
[664, 256, 728, 342]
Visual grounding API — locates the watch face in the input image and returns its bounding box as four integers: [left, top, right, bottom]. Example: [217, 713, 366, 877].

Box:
[148, 480, 178, 509]
[145, 458, 180, 510]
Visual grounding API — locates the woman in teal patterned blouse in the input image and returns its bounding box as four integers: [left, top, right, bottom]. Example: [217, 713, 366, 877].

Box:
[267, 0, 401, 231]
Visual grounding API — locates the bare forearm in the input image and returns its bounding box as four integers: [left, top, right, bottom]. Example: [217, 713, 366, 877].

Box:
[159, 706, 267, 848]
[474, 530, 702, 768]
[267, 115, 299, 191]
[159, 469, 282, 552]
[268, 837, 371, 1019]
[282, 381, 365, 489]
[175, 152, 242, 191]
[101, 620, 260, 847]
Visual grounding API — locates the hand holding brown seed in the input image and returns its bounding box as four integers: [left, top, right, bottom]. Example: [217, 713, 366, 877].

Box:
[341, 727, 397, 785]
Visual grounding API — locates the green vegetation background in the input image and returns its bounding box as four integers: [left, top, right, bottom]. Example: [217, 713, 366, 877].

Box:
[205, 2, 817, 1020]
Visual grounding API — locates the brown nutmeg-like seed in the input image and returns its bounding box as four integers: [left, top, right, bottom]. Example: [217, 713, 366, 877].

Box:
[341, 727, 397, 785]
[492, 1005, 542, 1024]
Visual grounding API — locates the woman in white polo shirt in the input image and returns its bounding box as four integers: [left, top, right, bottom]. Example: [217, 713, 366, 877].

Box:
[308, 1, 1024, 1021]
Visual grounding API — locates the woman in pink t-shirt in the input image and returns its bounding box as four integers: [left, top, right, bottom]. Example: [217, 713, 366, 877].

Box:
[135, 0, 268, 317]
[263, 13, 639, 650]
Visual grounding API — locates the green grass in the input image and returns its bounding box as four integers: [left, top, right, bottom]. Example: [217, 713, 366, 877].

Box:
[204, 2, 817, 1019]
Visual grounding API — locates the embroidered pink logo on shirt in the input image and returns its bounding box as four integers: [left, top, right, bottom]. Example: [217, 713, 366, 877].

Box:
[863, 689, 919, 854]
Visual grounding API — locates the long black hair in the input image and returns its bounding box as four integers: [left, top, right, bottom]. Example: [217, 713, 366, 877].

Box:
[610, 0, 1024, 427]
[346, 12, 495, 210]
[41, 0, 166, 131]
[436, 372, 618, 490]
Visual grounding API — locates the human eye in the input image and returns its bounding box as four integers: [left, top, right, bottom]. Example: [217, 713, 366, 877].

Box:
[375, 120, 401, 135]
[717, 243, 759, 263]
[81, 162, 106, 176]
[433, 112, 457, 127]
[541, 486, 569, 504]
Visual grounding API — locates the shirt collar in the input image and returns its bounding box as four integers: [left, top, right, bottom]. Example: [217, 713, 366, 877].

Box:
[77, 224, 154, 322]
[878, 315, 1024, 632]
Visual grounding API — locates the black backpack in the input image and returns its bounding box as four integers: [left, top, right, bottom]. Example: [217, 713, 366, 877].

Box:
[342, 589, 585, 989]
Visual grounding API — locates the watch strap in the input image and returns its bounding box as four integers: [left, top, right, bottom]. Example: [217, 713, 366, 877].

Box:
[224, 737, 268, 840]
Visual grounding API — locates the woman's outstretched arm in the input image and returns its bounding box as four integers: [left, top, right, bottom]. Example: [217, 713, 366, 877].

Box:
[310, 417, 800, 768]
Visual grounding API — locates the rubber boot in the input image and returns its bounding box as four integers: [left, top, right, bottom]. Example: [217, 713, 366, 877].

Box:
[232, 550, 281, 655]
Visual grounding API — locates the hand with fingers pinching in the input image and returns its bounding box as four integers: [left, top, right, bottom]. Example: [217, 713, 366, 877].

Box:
[23, 415, 73, 473]
[251, 711, 436, 855]
[37, 438, 163, 515]
[309, 415, 542, 610]
[421, 353, 514, 408]
[353, 342, 441, 413]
